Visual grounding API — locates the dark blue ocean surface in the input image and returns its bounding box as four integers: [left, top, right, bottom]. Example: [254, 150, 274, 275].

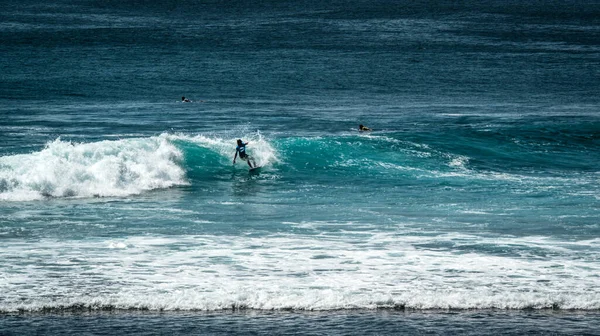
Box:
[1, 0, 599, 334]
[2, 310, 600, 336]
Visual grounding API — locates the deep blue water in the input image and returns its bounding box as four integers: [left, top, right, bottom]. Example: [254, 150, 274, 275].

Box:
[1, 0, 599, 334]
[2, 310, 600, 336]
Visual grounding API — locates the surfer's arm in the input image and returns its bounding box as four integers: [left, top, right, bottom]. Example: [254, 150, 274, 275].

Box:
[233, 150, 238, 163]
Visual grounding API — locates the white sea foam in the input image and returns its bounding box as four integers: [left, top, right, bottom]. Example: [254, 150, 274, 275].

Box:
[448, 156, 469, 169]
[108, 242, 129, 249]
[0, 135, 187, 201]
[1, 231, 599, 312]
[169, 132, 280, 168]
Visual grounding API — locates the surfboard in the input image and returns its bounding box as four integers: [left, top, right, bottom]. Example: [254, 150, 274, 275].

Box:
[249, 166, 262, 173]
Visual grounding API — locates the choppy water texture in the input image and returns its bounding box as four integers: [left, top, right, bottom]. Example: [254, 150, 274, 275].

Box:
[1, 0, 599, 334]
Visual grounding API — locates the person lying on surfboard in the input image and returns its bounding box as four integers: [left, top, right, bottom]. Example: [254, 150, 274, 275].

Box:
[233, 139, 256, 168]
[359, 124, 371, 131]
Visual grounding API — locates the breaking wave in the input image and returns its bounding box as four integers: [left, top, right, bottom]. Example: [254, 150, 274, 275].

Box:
[0, 135, 186, 201]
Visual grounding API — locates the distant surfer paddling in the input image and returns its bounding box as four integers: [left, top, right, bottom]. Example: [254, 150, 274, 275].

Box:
[359, 124, 371, 131]
[233, 139, 257, 168]
[181, 96, 205, 103]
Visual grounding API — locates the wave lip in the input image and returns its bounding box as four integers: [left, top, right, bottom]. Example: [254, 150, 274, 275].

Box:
[171, 132, 280, 169]
[0, 135, 187, 201]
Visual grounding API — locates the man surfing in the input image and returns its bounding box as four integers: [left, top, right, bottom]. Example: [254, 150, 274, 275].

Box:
[233, 139, 257, 168]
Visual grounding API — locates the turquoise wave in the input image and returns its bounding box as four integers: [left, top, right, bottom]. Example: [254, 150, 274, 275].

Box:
[178, 127, 600, 183]
[1, 126, 597, 202]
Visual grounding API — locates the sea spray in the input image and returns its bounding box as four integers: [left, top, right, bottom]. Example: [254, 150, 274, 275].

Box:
[0, 135, 187, 201]
[173, 132, 280, 168]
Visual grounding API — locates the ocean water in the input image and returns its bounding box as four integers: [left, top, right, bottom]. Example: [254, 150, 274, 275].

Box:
[1, 0, 600, 334]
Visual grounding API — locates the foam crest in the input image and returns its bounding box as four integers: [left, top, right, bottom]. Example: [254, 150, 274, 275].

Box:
[0, 136, 187, 201]
[171, 132, 279, 167]
[3, 290, 599, 313]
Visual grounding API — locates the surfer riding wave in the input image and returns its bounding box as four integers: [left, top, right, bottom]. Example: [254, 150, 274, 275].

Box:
[233, 139, 257, 168]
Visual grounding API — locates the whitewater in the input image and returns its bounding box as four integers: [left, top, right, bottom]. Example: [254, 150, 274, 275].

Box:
[1, 130, 599, 313]
[2, 0, 600, 334]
